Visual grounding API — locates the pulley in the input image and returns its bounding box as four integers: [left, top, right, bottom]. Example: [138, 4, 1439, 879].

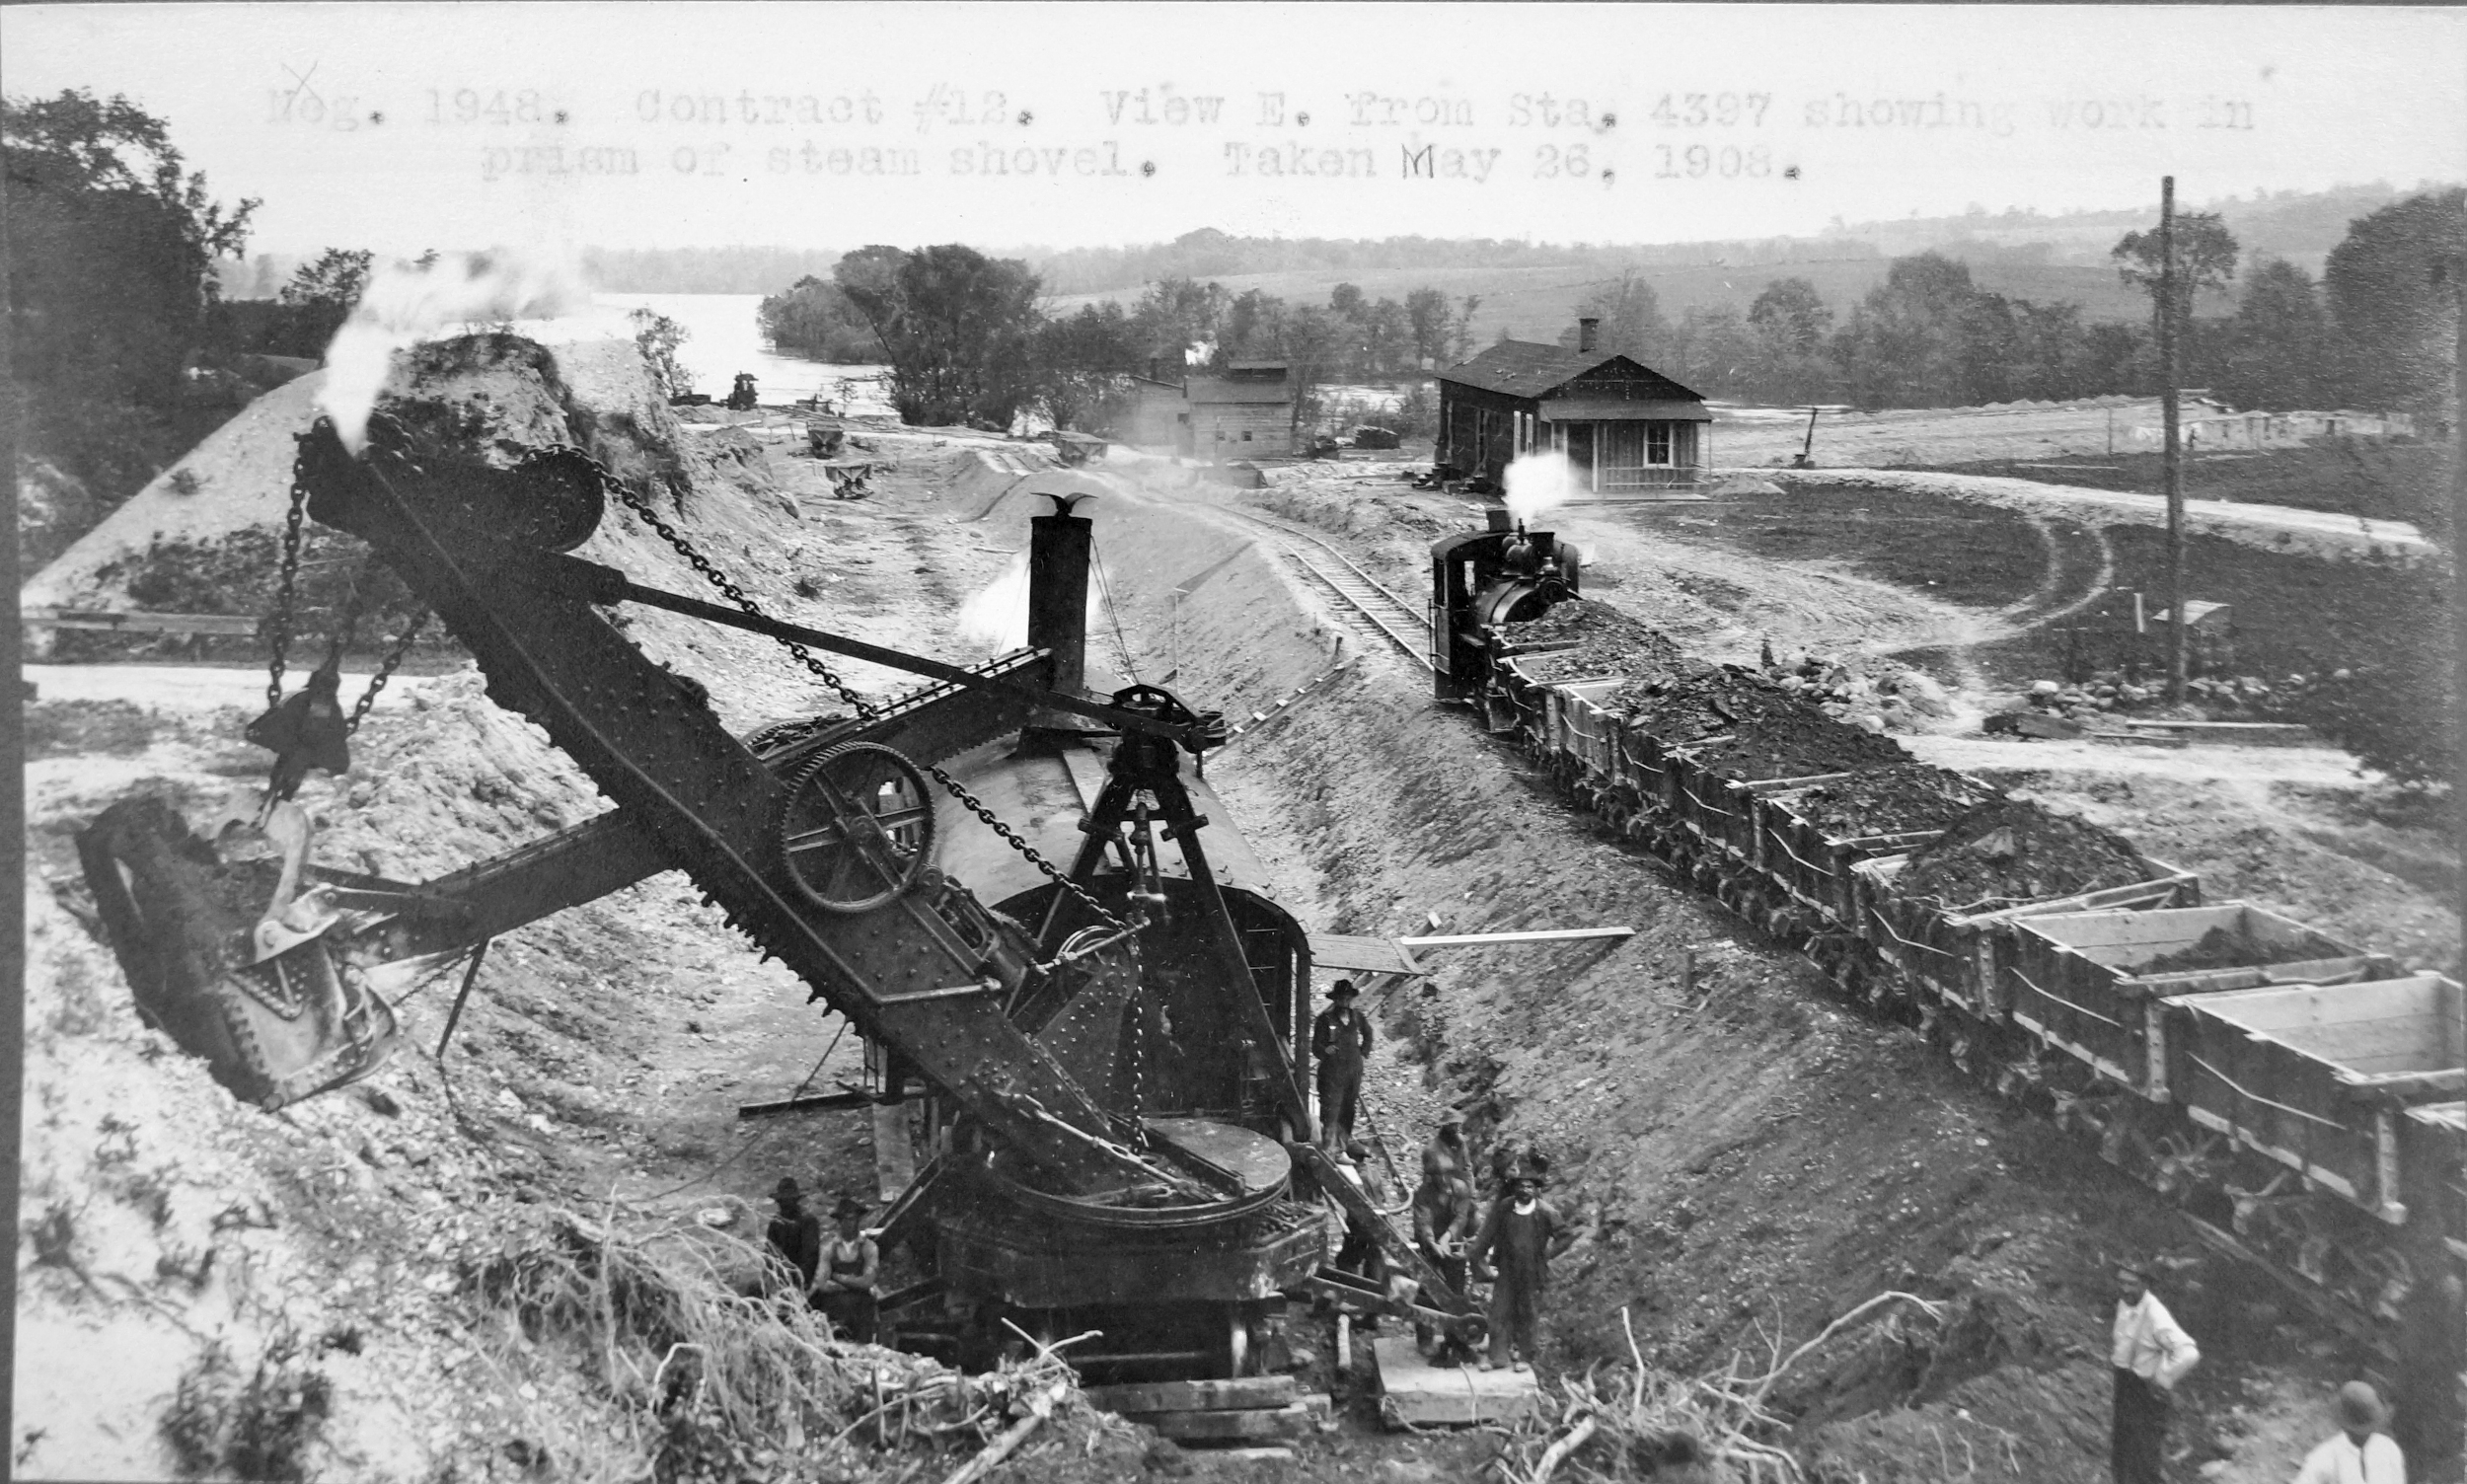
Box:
[775, 741, 937, 913]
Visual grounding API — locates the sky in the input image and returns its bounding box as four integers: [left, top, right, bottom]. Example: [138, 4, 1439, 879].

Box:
[3, 2, 2463, 259]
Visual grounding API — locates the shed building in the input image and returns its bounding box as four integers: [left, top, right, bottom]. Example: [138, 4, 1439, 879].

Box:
[1436, 322, 1710, 490]
[1183, 360, 1294, 459]
[1122, 374, 1187, 450]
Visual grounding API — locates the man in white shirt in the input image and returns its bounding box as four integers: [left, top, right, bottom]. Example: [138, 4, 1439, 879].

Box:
[2111, 1260, 2200, 1484]
[2292, 1381, 2406, 1484]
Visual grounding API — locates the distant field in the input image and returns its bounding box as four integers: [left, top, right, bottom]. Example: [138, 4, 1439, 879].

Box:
[1918, 444, 2450, 527]
[1044, 259, 2222, 341]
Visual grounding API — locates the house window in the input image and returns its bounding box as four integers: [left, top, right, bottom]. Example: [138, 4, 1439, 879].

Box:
[1242, 430, 1253, 441]
[1647, 424, 1673, 465]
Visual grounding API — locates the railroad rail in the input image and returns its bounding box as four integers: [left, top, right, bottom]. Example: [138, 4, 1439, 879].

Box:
[1218, 506, 1433, 671]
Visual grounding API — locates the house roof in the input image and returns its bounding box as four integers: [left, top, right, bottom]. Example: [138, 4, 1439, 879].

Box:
[1185, 375, 1293, 406]
[1438, 339, 1705, 403]
[1226, 358, 1289, 377]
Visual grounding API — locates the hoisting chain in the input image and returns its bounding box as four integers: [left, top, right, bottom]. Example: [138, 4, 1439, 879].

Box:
[557, 445, 1131, 935]
[264, 476, 311, 712]
[262, 443, 433, 733]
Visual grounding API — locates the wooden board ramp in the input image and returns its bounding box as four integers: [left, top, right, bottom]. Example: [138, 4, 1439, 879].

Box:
[1083, 1376, 1331, 1444]
[1370, 1334, 1541, 1428]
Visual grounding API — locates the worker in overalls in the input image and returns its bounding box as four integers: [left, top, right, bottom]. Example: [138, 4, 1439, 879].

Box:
[1468, 1156, 1575, 1373]
[811, 1195, 879, 1344]
[1310, 979, 1372, 1150]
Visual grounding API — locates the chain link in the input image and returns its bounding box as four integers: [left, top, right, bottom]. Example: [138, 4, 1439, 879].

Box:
[347, 609, 430, 735]
[561, 444, 1131, 934]
[265, 473, 311, 711]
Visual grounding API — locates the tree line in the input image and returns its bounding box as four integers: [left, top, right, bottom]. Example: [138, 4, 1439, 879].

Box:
[1615, 191, 2464, 417]
[759, 252, 1486, 432]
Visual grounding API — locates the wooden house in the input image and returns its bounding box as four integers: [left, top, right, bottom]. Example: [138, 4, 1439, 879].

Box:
[1436, 322, 1709, 490]
[1121, 373, 1187, 450]
[1182, 360, 1294, 459]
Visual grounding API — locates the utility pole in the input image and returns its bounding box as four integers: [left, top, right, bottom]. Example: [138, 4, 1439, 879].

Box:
[2160, 177, 2187, 704]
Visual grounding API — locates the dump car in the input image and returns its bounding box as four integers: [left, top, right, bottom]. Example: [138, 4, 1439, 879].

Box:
[2005, 903, 2397, 1100]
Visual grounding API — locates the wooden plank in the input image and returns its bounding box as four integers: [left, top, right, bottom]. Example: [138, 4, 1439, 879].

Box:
[1395, 928, 1634, 947]
[1371, 1334, 1540, 1428]
[1084, 1376, 1294, 1415]
[23, 607, 262, 635]
[1308, 931, 1423, 977]
[1120, 1396, 1327, 1441]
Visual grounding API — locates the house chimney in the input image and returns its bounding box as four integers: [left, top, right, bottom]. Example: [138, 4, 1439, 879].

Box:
[1579, 318, 1600, 354]
[1028, 494, 1093, 701]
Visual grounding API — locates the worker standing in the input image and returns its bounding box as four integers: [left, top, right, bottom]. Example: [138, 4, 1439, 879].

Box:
[764, 1177, 822, 1299]
[1311, 980, 1372, 1150]
[811, 1195, 880, 1344]
[1410, 1168, 1476, 1356]
[1468, 1156, 1574, 1373]
[2291, 1381, 2405, 1484]
[2110, 1259, 2200, 1484]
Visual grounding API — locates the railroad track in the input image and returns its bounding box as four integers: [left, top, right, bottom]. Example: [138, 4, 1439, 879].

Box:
[1219, 507, 1433, 671]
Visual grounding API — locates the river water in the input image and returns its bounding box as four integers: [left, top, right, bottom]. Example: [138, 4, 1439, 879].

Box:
[589, 291, 892, 413]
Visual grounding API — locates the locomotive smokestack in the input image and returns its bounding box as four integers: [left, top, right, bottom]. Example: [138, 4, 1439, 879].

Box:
[1028, 493, 1093, 700]
[1578, 318, 1600, 354]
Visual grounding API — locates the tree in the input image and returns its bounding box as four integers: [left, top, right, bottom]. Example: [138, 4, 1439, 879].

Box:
[1449, 294, 1483, 362]
[1029, 302, 1141, 432]
[1404, 286, 1451, 367]
[6, 87, 257, 562]
[1328, 281, 1367, 321]
[1129, 276, 1229, 367]
[1747, 277, 1832, 355]
[833, 244, 1043, 427]
[757, 274, 879, 362]
[2216, 259, 2330, 410]
[1830, 252, 1980, 408]
[2322, 186, 2465, 415]
[277, 248, 373, 353]
[2112, 211, 2240, 308]
[629, 307, 692, 399]
[1560, 273, 1668, 365]
[5, 88, 257, 408]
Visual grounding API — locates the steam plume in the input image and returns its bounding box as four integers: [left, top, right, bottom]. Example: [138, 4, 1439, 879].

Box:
[954, 550, 1106, 653]
[1503, 450, 1583, 526]
[318, 251, 590, 452]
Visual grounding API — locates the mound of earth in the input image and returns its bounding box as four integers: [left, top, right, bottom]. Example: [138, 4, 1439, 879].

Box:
[1787, 764, 2002, 841]
[1503, 599, 1693, 686]
[1897, 798, 2155, 908]
[2137, 923, 2355, 976]
[1682, 710, 1912, 783]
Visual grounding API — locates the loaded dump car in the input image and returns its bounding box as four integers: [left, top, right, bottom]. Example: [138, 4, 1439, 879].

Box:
[77, 339, 1480, 1390]
[1428, 511, 2464, 1390]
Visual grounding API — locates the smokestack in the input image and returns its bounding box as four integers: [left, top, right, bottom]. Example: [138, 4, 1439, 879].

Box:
[1578, 318, 1600, 354]
[1028, 493, 1092, 700]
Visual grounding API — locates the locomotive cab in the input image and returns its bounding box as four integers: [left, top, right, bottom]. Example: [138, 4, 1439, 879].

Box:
[1431, 508, 1582, 701]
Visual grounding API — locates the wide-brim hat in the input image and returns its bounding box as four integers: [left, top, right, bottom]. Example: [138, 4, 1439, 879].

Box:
[1436, 1107, 1467, 1128]
[1513, 1152, 1552, 1186]
[773, 1177, 803, 1202]
[2337, 1381, 2386, 1431]
[830, 1195, 870, 1221]
[1327, 979, 1359, 1000]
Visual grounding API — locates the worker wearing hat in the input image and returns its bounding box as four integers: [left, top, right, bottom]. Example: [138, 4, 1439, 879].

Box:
[812, 1194, 880, 1344]
[1310, 979, 1373, 1150]
[2110, 1257, 2201, 1484]
[2292, 1381, 2405, 1484]
[1468, 1152, 1574, 1373]
[765, 1177, 823, 1298]
[1422, 1106, 1470, 1188]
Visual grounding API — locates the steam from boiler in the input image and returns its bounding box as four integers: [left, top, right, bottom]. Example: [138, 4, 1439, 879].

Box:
[1503, 450, 1583, 527]
[953, 550, 1106, 653]
[318, 251, 589, 452]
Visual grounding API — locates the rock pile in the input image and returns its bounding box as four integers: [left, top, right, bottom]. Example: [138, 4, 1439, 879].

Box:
[1898, 798, 2155, 908]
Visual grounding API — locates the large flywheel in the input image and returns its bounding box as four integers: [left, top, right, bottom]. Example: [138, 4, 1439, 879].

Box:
[775, 741, 937, 913]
